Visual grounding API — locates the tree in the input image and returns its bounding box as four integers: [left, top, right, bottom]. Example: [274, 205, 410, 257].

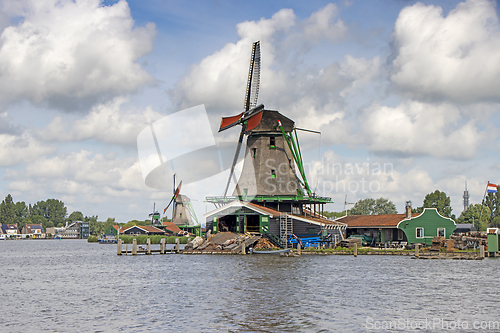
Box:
[484, 186, 500, 220]
[323, 211, 346, 219]
[31, 199, 67, 226]
[350, 197, 398, 215]
[457, 204, 490, 231]
[414, 190, 453, 218]
[27, 215, 50, 230]
[373, 198, 398, 215]
[14, 201, 28, 230]
[0, 194, 15, 224]
[67, 211, 84, 222]
[85, 215, 99, 236]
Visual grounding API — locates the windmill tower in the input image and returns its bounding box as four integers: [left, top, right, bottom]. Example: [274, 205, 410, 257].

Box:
[208, 41, 330, 215]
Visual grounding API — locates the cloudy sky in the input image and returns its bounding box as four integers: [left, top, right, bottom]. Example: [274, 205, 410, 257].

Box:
[0, 0, 499, 223]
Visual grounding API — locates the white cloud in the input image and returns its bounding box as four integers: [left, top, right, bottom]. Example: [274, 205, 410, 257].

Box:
[37, 97, 162, 146]
[0, 131, 54, 166]
[170, 5, 350, 114]
[170, 5, 382, 151]
[0, 0, 155, 110]
[306, 150, 438, 212]
[302, 4, 348, 43]
[391, 0, 500, 103]
[359, 101, 483, 159]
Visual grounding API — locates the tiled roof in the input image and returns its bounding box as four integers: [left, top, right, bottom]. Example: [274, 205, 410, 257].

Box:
[136, 225, 165, 234]
[336, 214, 407, 228]
[162, 222, 182, 233]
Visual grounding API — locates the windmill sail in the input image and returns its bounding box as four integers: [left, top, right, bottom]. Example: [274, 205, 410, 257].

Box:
[244, 41, 260, 112]
[222, 41, 261, 198]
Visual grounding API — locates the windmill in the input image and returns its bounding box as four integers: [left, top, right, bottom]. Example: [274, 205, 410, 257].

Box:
[163, 174, 198, 227]
[149, 203, 161, 226]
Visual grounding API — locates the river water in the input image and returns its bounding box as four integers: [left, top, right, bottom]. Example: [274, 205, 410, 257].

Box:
[0, 240, 499, 332]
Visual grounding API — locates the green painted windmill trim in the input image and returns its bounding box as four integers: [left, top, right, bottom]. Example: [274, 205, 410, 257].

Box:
[277, 122, 313, 197]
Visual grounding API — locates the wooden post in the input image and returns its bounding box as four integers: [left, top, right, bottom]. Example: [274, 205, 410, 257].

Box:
[298, 244, 301, 255]
[415, 243, 419, 258]
[174, 238, 180, 253]
[480, 245, 485, 258]
[354, 243, 357, 257]
[146, 238, 151, 255]
[132, 239, 137, 255]
[160, 238, 165, 254]
[241, 244, 246, 255]
[117, 239, 122, 255]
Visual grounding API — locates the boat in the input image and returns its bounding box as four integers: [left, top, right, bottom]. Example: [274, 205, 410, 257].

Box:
[0, 234, 5, 240]
[98, 236, 118, 244]
[249, 248, 291, 254]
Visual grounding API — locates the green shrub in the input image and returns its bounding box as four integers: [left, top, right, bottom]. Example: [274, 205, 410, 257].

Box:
[87, 235, 98, 243]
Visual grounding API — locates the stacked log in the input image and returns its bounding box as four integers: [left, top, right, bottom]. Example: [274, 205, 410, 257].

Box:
[430, 236, 444, 250]
[446, 239, 455, 252]
[449, 232, 487, 250]
[253, 238, 278, 250]
[185, 232, 260, 253]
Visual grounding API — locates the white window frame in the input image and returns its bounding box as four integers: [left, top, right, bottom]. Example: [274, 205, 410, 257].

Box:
[437, 228, 445, 237]
[416, 227, 424, 238]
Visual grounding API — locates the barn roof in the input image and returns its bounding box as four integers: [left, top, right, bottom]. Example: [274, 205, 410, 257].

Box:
[336, 214, 408, 228]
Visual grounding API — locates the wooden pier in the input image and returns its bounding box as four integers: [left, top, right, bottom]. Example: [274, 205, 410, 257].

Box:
[117, 238, 181, 255]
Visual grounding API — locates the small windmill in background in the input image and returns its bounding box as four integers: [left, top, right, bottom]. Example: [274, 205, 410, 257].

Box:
[163, 174, 198, 227]
[344, 195, 354, 216]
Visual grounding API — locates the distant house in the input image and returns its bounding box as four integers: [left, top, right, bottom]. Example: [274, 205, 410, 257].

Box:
[21, 224, 45, 238]
[122, 225, 165, 236]
[336, 213, 408, 245]
[397, 208, 456, 246]
[1, 224, 19, 238]
[104, 225, 121, 236]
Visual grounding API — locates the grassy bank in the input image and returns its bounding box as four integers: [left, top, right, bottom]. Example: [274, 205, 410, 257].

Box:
[117, 235, 194, 244]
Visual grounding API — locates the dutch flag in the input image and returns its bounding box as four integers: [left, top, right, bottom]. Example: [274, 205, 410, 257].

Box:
[487, 182, 498, 193]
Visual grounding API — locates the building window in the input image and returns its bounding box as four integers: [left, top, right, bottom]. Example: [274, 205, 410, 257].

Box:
[271, 169, 276, 179]
[416, 227, 424, 238]
[437, 228, 445, 237]
[269, 137, 275, 148]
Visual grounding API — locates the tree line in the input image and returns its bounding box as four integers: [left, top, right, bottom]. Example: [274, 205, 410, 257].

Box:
[325, 187, 500, 231]
[0, 194, 168, 236]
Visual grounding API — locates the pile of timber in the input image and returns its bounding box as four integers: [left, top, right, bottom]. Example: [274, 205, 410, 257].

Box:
[253, 238, 279, 250]
[449, 232, 487, 250]
[431, 236, 446, 251]
[183, 232, 261, 254]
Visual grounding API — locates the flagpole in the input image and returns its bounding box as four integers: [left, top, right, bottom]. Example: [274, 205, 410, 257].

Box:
[479, 181, 489, 227]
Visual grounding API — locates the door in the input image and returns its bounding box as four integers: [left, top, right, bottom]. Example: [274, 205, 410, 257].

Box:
[259, 215, 270, 234]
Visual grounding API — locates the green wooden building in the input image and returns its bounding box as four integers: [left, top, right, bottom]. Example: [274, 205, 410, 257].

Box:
[397, 208, 456, 246]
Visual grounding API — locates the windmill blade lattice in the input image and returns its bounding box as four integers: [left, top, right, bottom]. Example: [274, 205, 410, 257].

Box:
[222, 41, 261, 197]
